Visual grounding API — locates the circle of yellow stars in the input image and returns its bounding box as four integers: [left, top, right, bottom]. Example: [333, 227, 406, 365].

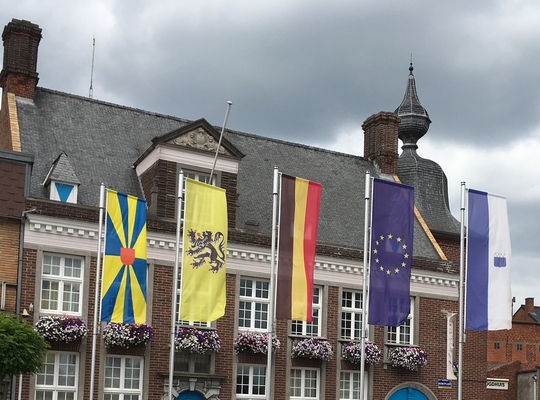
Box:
[372, 233, 410, 275]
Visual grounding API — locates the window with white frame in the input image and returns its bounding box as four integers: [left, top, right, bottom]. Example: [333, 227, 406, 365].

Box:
[103, 356, 143, 400]
[386, 298, 414, 345]
[341, 290, 363, 340]
[339, 371, 368, 400]
[236, 365, 266, 399]
[238, 278, 269, 330]
[35, 352, 78, 400]
[41, 254, 83, 314]
[290, 368, 319, 400]
[292, 286, 322, 336]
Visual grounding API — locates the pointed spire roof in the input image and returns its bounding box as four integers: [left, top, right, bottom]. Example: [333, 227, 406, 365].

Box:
[394, 63, 431, 149]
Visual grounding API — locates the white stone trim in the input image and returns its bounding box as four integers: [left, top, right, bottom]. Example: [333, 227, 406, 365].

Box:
[135, 145, 239, 176]
[24, 215, 458, 299]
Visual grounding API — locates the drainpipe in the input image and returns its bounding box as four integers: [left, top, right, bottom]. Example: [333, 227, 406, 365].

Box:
[533, 370, 538, 400]
[13, 207, 37, 400]
[15, 208, 37, 314]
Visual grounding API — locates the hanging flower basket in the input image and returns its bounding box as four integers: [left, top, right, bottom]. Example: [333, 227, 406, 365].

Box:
[233, 331, 280, 354]
[291, 338, 333, 361]
[102, 322, 154, 348]
[175, 327, 221, 353]
[341, 341, 382, 365]
[35, 315, 88, 343]
[389, 346, 428, 370]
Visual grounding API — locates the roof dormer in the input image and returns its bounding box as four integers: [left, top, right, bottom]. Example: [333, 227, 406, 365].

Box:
[134, 119, 244, 226]
[42, 152, 80, 204]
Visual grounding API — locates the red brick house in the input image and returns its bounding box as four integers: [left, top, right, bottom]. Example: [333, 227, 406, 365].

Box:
[486, 298, 540, 399]
[0, 17, 492, 400]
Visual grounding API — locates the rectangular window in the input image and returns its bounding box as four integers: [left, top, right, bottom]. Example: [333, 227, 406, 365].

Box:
[236, 365, 266, 399]
[35, 352, 78, 400]
[238, 278, 269, 331]
[341, 290, 363, 340]
[517, 344, 523, 351]
[494, 342, 500, 349]
[180, 170, 216, 220]
[174, 352, 211, 374]
[41, 254, 83, 314]
[104, 356, 143, 400]
[290, 368, 319, 400]
[386, 298, 414, 345]
[292, 286, 322, 336]
[339, 371, 368, 400]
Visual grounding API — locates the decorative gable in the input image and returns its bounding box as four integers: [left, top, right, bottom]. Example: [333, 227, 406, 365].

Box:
[42, 152, 80, 204]
[133, 119, 243, 227]
[151, 118, 244, 158]
[167, 126, 230, 156]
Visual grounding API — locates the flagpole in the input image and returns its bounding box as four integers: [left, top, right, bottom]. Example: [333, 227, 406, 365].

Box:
[359, 172, 371, 400]
[89, 183, 105, 400]
[210, 101, 233, 179]
[458, 182, 466, 400]
[266, 167, 279, 400]
[168, 171, 184, 400]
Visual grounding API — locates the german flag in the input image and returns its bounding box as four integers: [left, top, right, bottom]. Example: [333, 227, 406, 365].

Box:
[276, 174, 322, 322]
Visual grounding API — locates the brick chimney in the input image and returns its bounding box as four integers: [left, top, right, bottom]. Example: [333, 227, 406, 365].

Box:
[525, 297, 535, 313]
[0, 19, 42, 99]
[362, 111, 400, 175]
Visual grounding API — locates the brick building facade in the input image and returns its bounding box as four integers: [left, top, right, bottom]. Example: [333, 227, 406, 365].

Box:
[0, 17, 495, 400]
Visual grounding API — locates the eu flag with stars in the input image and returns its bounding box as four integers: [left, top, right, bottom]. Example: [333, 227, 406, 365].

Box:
[368, 179, 414, 327]
[101, 190, 148, 324]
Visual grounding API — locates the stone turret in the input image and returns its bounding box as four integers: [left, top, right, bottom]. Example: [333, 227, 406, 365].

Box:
[396, 64, 460, 239]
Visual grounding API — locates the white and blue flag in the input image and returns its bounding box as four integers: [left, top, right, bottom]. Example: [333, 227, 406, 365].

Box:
[465, 189, 512, 330]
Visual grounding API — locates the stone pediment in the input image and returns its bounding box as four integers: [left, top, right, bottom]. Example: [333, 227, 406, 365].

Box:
[167, 126, 229, 155]
[149, 118, 244, 159]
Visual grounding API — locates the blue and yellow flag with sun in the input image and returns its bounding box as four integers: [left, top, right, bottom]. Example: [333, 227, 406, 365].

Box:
[101, 190, 147, 324]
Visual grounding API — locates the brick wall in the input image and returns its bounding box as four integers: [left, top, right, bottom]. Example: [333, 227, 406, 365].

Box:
[0, 217, 19, 312]
[487, 361, 521, 400]
[0, 92, 12, 150]
[489, 322, 540, 370]
[362, 112, 400, 175]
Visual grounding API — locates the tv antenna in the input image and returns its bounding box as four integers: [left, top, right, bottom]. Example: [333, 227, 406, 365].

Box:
[89, 34, 95, 98]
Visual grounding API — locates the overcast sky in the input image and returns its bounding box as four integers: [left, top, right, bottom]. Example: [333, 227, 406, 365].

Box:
[2, 1, 539, 311]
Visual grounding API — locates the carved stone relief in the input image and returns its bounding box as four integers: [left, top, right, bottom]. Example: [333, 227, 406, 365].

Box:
[170, 127, 228, 155]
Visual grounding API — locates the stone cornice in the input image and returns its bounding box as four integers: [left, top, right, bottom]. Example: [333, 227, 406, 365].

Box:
[25, 214, 458, 296]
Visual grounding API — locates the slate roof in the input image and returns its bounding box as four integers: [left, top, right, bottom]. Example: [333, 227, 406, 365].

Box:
[16, 87, 445, 259]
[398, 148, 461, 235]
[43, 151, 80, 185]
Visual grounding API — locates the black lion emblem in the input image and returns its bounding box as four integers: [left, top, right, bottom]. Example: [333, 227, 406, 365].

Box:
[185, 229, 226, 273]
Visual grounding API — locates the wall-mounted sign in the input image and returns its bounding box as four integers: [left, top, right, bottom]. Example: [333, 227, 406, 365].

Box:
[486, 379, 509, 390]
[438, 379, 452, 389]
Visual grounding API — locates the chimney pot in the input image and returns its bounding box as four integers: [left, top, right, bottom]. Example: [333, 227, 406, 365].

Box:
[525, 297, 535, 313]
[0, 18, 42, 98]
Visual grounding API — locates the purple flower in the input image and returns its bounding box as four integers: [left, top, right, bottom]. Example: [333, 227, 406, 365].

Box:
[291, 338, 333, 361]
[389, 346, 428, 370]
[233, 331, 280, 354]
[102, 323, 154, 348]
[35, 315, 88, 342]
[341, 341, 381, 364]
[175, 327, 221, 353]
